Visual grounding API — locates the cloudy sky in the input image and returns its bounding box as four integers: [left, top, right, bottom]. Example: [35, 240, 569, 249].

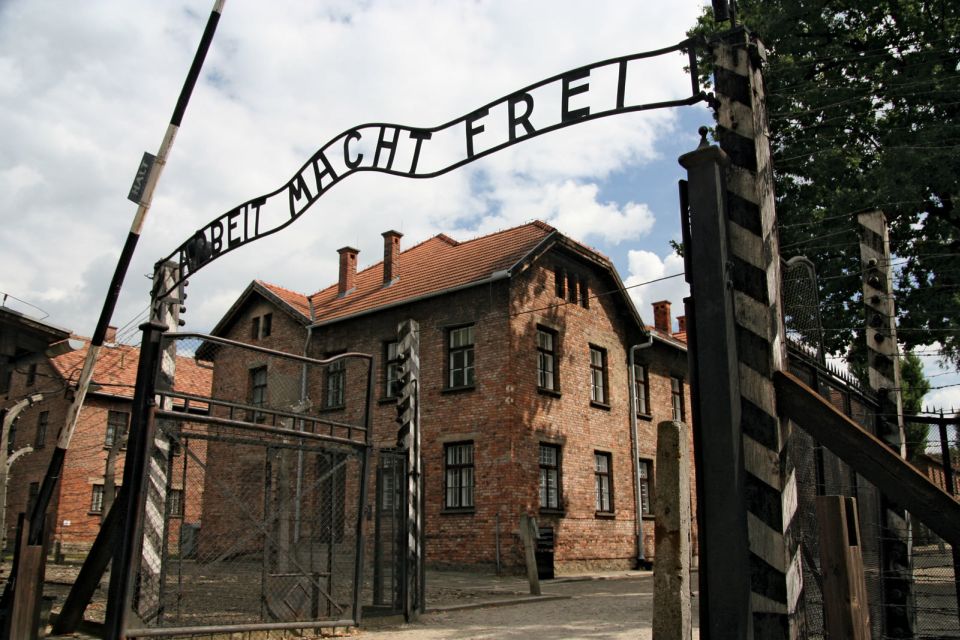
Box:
[1, 0, 955, 409]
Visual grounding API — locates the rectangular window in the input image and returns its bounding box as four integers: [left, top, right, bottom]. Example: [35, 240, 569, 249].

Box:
[448, 325, 475, 388]
[671, 377, 685, 421]
[579, 278, 589, 308]
[317, 452, 347, 542]
[169, 489, 184, 517]
[567, 272, 578, 303]
[638, 459, 653, 516]
[536, 328, 557, 391]
[444, 442, 474, 509]
[325, 359, 346, 408]
[251, 313, 272, 340]
[261, 313, 272, 338]
[589, 346, 607, 405]
[35, 411, 48, 448]
[385, 341, 401, 398]
[539, 444, 561, 510]
[555, 266, 566, 298]
[380, 464, 397, 510]
[250, 366, 268, 422]
[26, 363, 37, 387]
[595, 452, 613, 514]
[633, 364, 650, 415]
[90, 485, 104, 514]
[105, 411, 129, 449]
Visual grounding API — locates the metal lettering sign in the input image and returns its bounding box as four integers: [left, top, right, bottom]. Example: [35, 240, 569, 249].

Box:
[159, 38, 706, 294]
[128, 152, 157, 205]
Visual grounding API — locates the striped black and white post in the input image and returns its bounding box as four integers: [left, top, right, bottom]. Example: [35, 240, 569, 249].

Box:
[682, 29, 800, 638]
[136, 261, 182, 622]
[857, 210, 906, 451]
[396, 319, 422, 621]
[858, 209, 914, 637]
[713, 30, 802, 638]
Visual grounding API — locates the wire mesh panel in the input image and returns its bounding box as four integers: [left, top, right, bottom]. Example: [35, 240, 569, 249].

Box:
[787, 354, 960, 639]
[125, 333, 372, 635]
[782, 256, 826, 363]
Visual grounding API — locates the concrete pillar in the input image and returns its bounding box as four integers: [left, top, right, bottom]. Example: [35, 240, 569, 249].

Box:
[857, 210, 915, 636]
[653, 420, 692, 640]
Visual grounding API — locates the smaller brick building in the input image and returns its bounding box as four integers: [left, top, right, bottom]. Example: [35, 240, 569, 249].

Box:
[0, 328, 211, 555]
[201, 221, 693, 573]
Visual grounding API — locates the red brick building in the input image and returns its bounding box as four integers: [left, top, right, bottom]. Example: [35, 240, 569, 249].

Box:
[0, 329, 211, 555]
[203, 221, 692, 572]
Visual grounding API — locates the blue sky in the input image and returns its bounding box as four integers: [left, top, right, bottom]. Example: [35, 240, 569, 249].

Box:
[1, 0, 955, 410]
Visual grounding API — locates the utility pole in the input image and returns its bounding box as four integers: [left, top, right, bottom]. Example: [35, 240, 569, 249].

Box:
[23, 0, 226, 554]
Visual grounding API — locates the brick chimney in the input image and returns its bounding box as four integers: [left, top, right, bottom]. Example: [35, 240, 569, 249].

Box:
[337, 246, 359, 297]
[652, 300, 672, 333]
[676, 315, 686, 333]
[382, 230, 402, 285]
[105, 325, 118, 343]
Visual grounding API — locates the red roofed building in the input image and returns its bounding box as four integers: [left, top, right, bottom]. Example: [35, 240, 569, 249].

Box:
[0, 329, 212, 554]
[203, 221, 692, 573]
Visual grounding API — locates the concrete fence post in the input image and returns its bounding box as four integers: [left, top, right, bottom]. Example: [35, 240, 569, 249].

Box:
[653, 420, 692, 640]
[857, 210, 915, 636]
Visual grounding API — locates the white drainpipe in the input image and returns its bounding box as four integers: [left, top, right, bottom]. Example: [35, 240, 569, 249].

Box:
[629, 334, 654, 568]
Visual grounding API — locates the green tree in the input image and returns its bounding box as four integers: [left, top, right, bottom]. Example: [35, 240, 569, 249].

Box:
[690, 2, 960, 367]
[900, 351, 931, 460]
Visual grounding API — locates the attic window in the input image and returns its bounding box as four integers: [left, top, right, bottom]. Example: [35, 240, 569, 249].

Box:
[262, 313, 272, 337]
[554, 266, 590, 309]
[251, 313, 273, 340]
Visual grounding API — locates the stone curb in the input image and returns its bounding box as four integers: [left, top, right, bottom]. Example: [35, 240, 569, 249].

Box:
[428, 593, 571, 613]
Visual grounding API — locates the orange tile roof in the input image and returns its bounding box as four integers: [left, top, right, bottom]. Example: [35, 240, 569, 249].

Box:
[307, 221, 556, 325]
[50, 339, 212, 400]
[645, 325, 688, 348]
[257, 280, 312, 320]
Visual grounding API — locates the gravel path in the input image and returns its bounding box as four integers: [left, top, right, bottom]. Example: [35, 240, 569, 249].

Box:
[360, 575, 700, 640]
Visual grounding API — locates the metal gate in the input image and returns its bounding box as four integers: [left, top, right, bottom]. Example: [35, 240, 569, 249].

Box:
[122, 332, 374, 637]
[371, 449, 405, 614]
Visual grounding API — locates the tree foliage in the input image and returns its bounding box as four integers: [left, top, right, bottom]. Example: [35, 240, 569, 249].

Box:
[900, 351, 932, 459]
[691, 1, 960, 368]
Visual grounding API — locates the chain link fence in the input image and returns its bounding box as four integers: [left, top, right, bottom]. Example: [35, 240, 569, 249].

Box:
[124, 333, 373, 635]
[787, 346, 960, 639]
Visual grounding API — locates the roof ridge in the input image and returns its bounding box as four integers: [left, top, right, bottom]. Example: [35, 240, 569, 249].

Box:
[307, 232, 467, 299]
[453, 220, 556, 248]
[256, 279, 308, 299]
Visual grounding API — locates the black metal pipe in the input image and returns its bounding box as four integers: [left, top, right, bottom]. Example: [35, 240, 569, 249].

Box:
[104, 320, 166, 639]
[351, 357, 376, 623]
[51, 486, 126, 634]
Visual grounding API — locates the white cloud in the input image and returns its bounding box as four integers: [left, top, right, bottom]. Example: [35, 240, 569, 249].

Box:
[0, 0, 708, 335]
[624, 249, 688, 329]
[919, 344, 960, 413]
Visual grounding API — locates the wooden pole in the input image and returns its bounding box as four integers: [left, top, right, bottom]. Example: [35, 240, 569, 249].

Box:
[519, 514, 541, 596]
[816, 496, 870, 640]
